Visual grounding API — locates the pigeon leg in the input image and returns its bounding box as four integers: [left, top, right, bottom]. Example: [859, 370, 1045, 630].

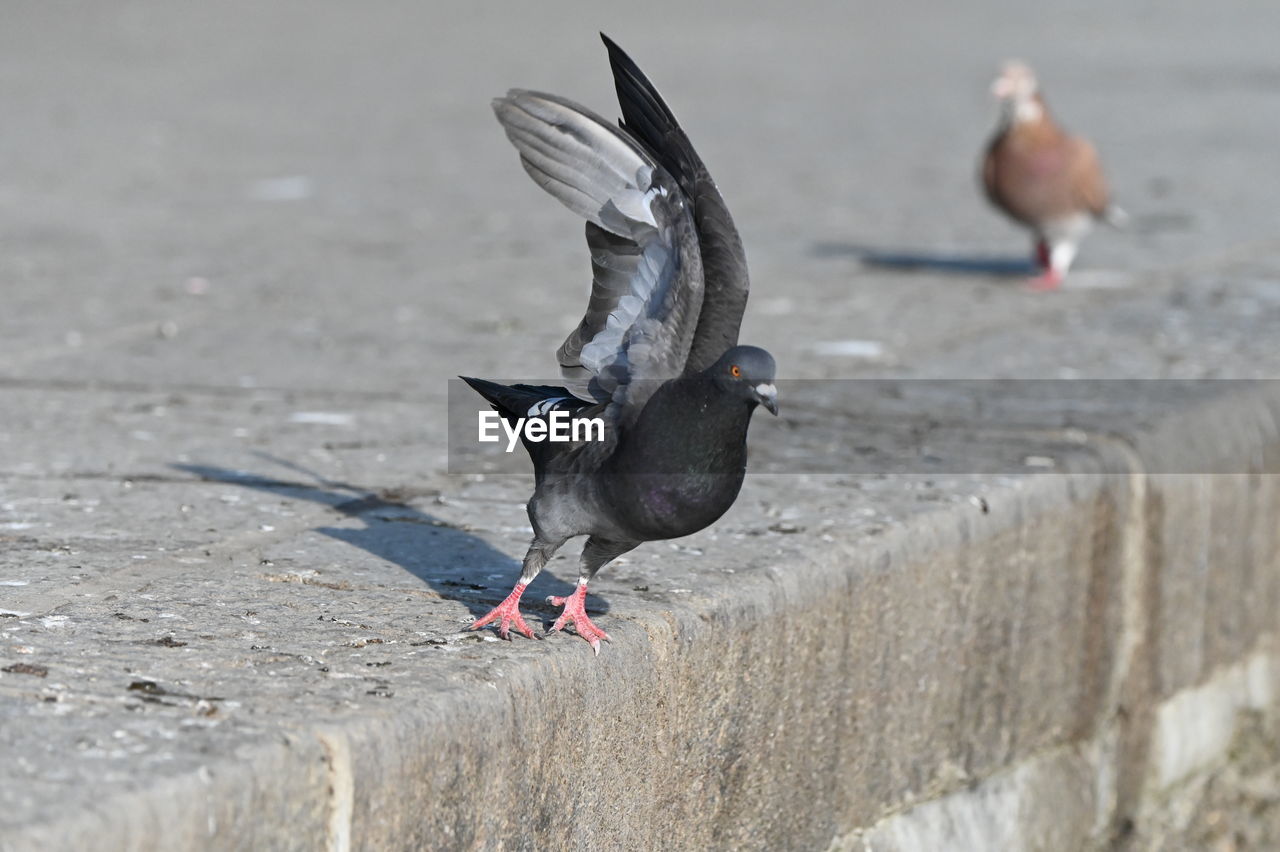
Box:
[471, 582, 535, 639]
[1034, 238, 1050, 271]
[1027, 269, 1063, 291]
[547, 536, 636, 654]
[1028, 240, 1074, 291]
[471, 537, 563, 640]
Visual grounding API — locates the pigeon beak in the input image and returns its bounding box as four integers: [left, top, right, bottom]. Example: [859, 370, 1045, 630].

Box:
[754, 383, 779, 416]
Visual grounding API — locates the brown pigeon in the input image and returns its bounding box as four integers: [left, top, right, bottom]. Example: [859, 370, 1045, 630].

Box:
[982, 61, 1124, 290]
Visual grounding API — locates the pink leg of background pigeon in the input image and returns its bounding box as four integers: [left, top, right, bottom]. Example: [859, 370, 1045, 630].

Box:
[1028, 239, 1063, 290]
[548, 583, 611, 654]
[1027, 269, 1063, 291]
[471, 582, 536, 639]
[1035, 239, 1050, 271]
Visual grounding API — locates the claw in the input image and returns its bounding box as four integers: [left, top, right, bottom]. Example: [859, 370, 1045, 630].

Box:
[470, 583, 535, 640]
[547, 585, 611, 653]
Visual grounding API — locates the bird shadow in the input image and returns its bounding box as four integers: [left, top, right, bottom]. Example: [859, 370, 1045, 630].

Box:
[812, 241, 1037, 277]
[171, 454, 588, 622]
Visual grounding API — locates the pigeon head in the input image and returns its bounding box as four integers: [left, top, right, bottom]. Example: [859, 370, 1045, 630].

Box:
[991, 60, 1043, 124]
[709, 345, 778, 415]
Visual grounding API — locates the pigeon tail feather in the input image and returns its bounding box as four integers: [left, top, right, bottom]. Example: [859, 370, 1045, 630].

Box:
[460, 376, 580, 423]
[1102, 204, 1129, 229]
[460, 376, 604, 468]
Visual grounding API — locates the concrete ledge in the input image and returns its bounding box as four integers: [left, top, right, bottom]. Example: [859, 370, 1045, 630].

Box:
[6, 375, 1280, 850]
[848, 744, 1104, 851]
[7, 736, 332, 852]
[843, 643, 1280, 851]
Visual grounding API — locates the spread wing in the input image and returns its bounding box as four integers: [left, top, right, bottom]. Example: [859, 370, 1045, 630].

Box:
[601, 34, 750, 375]
[492, 90, 705, 424]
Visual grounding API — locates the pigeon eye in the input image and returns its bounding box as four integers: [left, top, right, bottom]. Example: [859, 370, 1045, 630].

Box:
[730, 365, 741, 378]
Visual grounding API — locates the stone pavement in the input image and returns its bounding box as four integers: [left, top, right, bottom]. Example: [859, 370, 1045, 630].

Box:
[3, 1, 1280, 849]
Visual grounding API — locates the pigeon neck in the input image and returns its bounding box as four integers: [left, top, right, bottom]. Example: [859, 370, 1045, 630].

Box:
[1000, 94, 1046, 128]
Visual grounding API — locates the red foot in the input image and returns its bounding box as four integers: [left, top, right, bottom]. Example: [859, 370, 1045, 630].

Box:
[1027, 271, 1063, 291]
[547, 585, 611, 654]
[1034, 240, 1050, 271]
[470, 583, 536, 640]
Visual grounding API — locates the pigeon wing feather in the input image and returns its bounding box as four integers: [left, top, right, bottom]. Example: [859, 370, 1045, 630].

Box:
[601, 34, 749, 375]
[492, 90, 705, 423]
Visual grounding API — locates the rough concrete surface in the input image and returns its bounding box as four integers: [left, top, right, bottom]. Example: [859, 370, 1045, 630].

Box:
[3, 1, 1280, 850]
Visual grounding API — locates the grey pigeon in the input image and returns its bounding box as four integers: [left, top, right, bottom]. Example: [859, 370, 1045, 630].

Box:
[462, 34, 778, 653]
